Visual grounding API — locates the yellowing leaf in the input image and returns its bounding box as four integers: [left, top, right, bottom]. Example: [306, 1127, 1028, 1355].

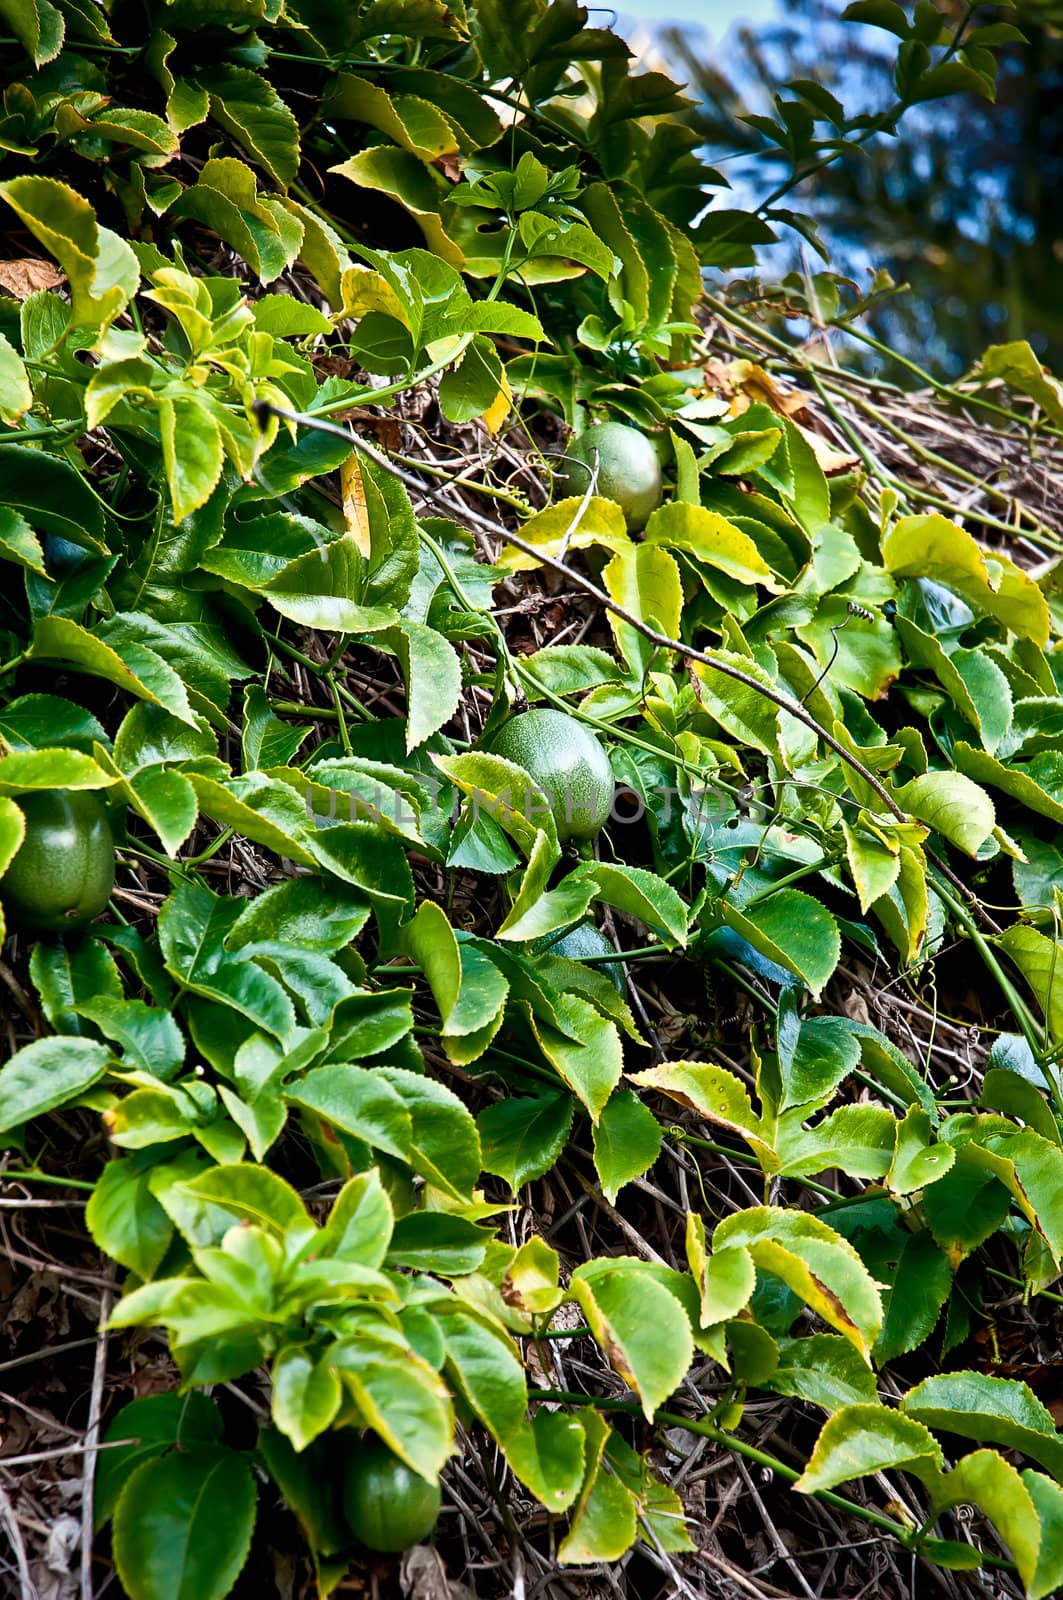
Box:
[340, 453, 371, 557]
[882, 513, 1049, 646]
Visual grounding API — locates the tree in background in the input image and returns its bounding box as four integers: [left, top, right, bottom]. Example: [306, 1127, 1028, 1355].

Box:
[665, 0, 1063, 377]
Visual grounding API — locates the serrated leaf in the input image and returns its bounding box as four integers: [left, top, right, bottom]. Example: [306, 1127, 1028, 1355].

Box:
[929, 1451, 1040, 1593]
[796, 1405, 943, 1495]
[478, 1091, 574, 1190]
[715, 1207, 882, 1357]
[0, 1036, 111, 1134]
[197, 66, 300, 188]
[765, 1334, 879, 1410]
[113, 1447, 256, 1600]
[630, 1060, 774, 1165]
[570, 1258, 693, 1418]
[592, 1089, 663, 1203]
[380, 620, 462, 752]
[558, 1408, 637, 1563]
[718, 889, 841, 999]
[882, 513, 1049, 646]
[0, 176, 137, 328]
[903, 1373, 1063, 1480]
[894, 771, 995, 856]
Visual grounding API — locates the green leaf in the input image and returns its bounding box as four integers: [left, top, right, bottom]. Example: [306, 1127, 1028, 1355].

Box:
[0, 0, 64, 63]
[0, 1036, 111, 1134]
[438, 333, 507, 425]
[882, 514, 1049, 646]
[875, 1230, 952, 1362]
[227, 875, 369, 955]
[691, 652, 782, 761]
[29, 617, 197, 727]
[381, 620, 462, 752]
[685, 1221, 755, 1325]
[0, 444, 105, 550]
[717, 889, 841, 999]
[529, 991, 622, 1123]
[158, 882, 296, 1043]
[479, 1091, 574, 1190]
[774, 1103, 897, 1180]
[0, 746, 116, 796]
[903, 1373, 1063, 1480]
[780, 1015, 862, 1110]
[505, 1409, 586, 1513]
[765, 1334, 879, 1410]
[570, 1258, 693, 1418]
[159, 395, 226, 525]
[923, 1150, 1011, 1267]
[286, 1065, 413, 1164]
[317, 1171, 394, 1268]
[715, 1207, 882, 1357]
[578, 860, 688, 948]
[442, 941, 509, 1061]
[86, 1158, 174, 1280]
[603, 541, 683, 676]
[888, 1106, 955, 1197]
[113, 1447, 256, 1600]
[375, 1066, 482, 1201]
[331, 1330, 453, 1479]
[558, 1408, 638, 1563]
[1023, 1470, 1063, 1600]
[981, 341, 1063, 427]
[929, 1452, 1040, 1594]
[842, 817, 901, 913]
[592, 1089, 663, 1203]
[630, 1060, 773, 1166]
[520, 645, 624, 698]
[329, 72, 459, 160]
[795, 1405, 943, 1495]
[999, 926, 1063, 1048]
[242, 685, 310, 771]
[0, 507, 44, 575]
[179, 1163, 313, 1242]
[94, 1394, 222, 1530]
[0, 176, 138, 329]
[30, 936, 122, 1032]
[500, 496, 627, 573]
[954, 743, 1063, 826]
[893, 771, 995, 856]
[197, 67, 300, 188]
[441, 1307, 527, 1443]
[644, 501, 783, 589]
[271, 1346, 342, 1451]
[307, 822, 415, 909]
[0, 330, 31, 424]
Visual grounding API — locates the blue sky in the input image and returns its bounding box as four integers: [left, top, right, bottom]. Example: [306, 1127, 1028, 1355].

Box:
[613, 0, 779, 37]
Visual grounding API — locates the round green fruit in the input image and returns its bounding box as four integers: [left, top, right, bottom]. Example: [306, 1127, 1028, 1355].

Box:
[537, 921, 625, 994]
[486, 709, 614, 843]
[1, 789, 115, 932]
[342, 1437, 442, 1553]
[555, 421, 663, 532]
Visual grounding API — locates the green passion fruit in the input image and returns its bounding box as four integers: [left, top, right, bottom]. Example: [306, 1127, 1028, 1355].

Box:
[0, 789, 115, 932]
[342, 1436, 442, 1552]
[536, 921, 625, 994]
[486, 708, 614, 843]
[555, 421, 663, 532]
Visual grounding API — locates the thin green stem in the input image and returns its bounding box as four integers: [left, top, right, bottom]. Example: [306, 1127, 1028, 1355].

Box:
[0, 1168, 95, 1192]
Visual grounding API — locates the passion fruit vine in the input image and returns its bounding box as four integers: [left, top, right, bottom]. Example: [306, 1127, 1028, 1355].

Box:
[0, 789, 115, 932]
[486, 708, 614, 844]
[555, 420, 663, 532]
